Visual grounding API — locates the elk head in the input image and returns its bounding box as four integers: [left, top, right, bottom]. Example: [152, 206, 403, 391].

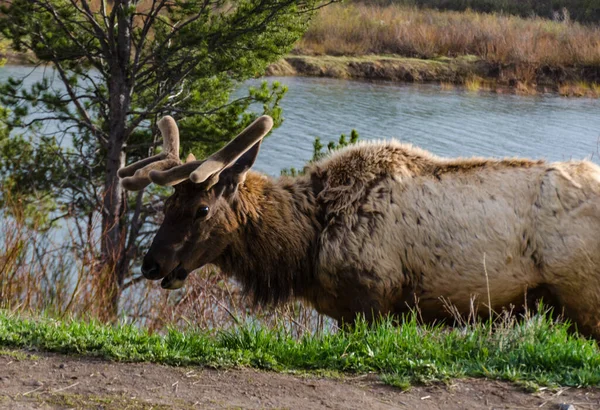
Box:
[119, 115, 273, 289]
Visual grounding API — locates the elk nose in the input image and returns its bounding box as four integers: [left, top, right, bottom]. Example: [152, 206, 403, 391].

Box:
[141, 257, 162, 280]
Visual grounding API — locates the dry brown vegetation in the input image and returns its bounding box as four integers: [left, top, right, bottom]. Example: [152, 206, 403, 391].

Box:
[297, 4, 600, 66]
[558, 81, 600, 97]
[0, 190, 327, 336]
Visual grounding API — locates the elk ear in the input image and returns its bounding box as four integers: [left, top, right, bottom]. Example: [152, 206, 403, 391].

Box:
[223, 141, 262, 186]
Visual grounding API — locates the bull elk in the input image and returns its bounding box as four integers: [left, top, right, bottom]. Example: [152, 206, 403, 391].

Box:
[119, 115, 600, 339]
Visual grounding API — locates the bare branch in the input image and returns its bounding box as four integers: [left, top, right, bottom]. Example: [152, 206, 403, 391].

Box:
[132, 0, 170, 74]
[52, 61, 108, 146]
[30, 0, 107, 71]
[127, 57, 201, 134]
[134, 4, 212, 70]
[70, 0, 111, 55]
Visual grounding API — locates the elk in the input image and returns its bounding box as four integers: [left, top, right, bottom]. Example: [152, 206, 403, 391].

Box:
[119, 115, 600, 339]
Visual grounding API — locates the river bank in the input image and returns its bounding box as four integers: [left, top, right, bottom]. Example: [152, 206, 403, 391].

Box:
[266, 55, 600, 96]
[4, 3, 600, 96]
[5, 50, 599, 97]
[5, 51, 599, 97]
[270, 3, 600, 96]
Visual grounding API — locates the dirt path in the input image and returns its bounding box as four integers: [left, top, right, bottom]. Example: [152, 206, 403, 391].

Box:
[1, 349, 599, 410]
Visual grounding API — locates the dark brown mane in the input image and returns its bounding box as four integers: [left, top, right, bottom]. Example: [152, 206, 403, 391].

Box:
[215, 173, 323, 306]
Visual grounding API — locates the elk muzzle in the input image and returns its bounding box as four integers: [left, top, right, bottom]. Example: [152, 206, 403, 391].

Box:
[142, 253, 189, 289]
[141, 255, 164, 280]
[160, 264, 189, 290]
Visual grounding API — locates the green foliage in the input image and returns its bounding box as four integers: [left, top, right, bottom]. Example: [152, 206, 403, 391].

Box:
[357, 0, 600, 23]
[1, 310, 599, 387]
[0, 0, 321, 205]
[0, 74, 56, 227]
[0, 0, 331, 300]
[0, 137, 63, 226]
[282, 129, 360, 176]
[320, 129, 360, 159]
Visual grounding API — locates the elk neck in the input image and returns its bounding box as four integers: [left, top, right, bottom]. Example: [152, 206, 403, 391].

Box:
[214, 171, 324, 306]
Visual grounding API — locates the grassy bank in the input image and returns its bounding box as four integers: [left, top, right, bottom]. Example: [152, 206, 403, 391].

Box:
[1, 310, 599, 388]
[267, 55, 486, 82]
[270, 4, 600, 94]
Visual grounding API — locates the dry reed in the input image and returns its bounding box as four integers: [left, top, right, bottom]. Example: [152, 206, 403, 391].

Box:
[298, 4, 600, 66]
[558, 82, 600, 97]
[0, 188, 329, 335]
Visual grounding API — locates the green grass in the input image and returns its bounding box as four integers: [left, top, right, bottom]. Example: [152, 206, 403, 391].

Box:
[0, 310, 599, 389]
[0, 348, 39, 361]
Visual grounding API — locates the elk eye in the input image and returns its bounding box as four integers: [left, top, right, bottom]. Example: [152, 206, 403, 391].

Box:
[195, 205, 210, 220]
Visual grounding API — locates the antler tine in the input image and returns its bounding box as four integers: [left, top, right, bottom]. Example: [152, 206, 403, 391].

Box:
[148, 115, 273, 188]
[119, 116, 182, 191]
[147, 159, 204, 187]
[189, 115, 273, 184]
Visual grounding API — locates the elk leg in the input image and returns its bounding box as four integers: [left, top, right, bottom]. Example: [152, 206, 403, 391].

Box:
[549, 280, 600, 341]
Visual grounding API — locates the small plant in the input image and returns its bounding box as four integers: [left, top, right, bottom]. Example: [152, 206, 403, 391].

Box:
[281, 129, 360, 176]
[312, 129, 361, 162]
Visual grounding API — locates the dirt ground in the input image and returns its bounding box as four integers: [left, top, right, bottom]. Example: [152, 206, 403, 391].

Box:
[1, 349, 599, 410]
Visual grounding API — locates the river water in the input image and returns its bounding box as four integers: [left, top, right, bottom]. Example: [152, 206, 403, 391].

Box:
[254, 77, 600, 175]
[2, 66, 600, 176]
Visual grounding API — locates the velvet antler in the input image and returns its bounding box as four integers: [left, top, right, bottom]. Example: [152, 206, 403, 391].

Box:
[119, 115, 274, 190]
[118, 116, 183, 191]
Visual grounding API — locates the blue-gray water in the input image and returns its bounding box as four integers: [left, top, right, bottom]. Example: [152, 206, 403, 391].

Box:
[254, 77, 600, 175]
[2, 65, 600, 176]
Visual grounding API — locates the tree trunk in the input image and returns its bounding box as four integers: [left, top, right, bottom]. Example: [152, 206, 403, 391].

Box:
[100, 144, 126, 320]
[99, 0, 133, 320]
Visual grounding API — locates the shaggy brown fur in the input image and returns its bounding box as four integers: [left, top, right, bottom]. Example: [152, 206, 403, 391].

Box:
[130, 136, 600, 340]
